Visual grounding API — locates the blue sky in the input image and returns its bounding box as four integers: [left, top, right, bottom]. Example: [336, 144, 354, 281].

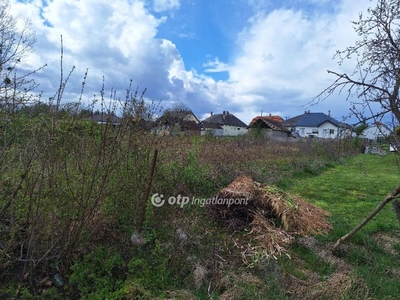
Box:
[11, 0, 375, 124]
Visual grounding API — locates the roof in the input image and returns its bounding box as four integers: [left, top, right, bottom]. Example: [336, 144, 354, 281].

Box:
[368, 122, 392, 132]
[200, 121, 223, 130]
[202, 112, 247, 128]
[248, 117, 288, 132]
[249, 115, 284, 126]
[282, 112, 344, 128]
[89, 113, 121, 124]
[155, 110, 199, 125]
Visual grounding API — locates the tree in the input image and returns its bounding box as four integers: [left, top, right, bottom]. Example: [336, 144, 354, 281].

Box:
[0, 0, 40, 111]
[316, 0, 400, 125]
[315, 0, 400, 252]
[354, 122, 368, 136]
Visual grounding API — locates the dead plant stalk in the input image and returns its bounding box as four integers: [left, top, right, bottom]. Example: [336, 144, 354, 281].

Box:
[332, 184, 400, 253]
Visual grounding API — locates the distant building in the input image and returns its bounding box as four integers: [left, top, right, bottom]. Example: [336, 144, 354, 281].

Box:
[89, 113, 121, 127]
[248, 115, 289, 139]
[201, 111, 248, 136]
[361, 122, 392, 141]
[282, 111, 352, 138]
[153, 110, 200, 135]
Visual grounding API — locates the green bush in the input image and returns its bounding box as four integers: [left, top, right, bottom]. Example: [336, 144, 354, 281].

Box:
[180, 138, 215, 195]
[68, 247, 126, 299]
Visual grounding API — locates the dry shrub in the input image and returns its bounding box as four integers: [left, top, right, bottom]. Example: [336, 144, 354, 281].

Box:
[247, 213, 294, 260]
[209, 175, 332, 261]
[255, 186, 332, 235]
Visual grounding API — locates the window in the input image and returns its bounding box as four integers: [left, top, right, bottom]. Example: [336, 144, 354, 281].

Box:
[329, 129, 335, 134]
[237, 127, 240, 130]
[312, 129, 318, 134]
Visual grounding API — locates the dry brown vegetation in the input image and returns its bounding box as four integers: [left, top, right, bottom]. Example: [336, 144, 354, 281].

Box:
[208, 175, 332, 264]
[0, 120, 359, 298]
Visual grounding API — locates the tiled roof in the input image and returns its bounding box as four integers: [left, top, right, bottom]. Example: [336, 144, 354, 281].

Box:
[202, 112, 247, 128]
[282, 112, 343, 128]
[249, 118, 288, 132]
[249, 115, 283, 126]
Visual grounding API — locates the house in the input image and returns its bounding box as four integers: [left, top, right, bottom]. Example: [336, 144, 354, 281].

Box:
[153, 109, 201, 135]
[361, 121, 392, 141]
[282, 111, 351, 139]
[248, 115, 289, 139]
[89, 112, 121, 127]
[199, 121, 224, 136]
[201, 111, 248, 136]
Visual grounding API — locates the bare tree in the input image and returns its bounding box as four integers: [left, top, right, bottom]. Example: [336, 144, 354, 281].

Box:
[315, 0, 400, 125]
[315, 0, 400, 252]
[0, 0, 42, 111]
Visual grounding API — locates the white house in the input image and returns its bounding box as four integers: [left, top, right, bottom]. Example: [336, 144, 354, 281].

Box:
[361, 122, 392, 141]
[282, 111, 352, 139]
[201, 111, 248, 136]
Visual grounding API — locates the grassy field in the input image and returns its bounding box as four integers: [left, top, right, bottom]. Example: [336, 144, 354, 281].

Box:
[2, 116, 400, 299]
[281, 152, 400, 299]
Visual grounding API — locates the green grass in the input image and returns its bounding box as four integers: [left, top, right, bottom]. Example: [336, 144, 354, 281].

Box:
[287, 153, 399, 231]
[284, 152, 400, 298]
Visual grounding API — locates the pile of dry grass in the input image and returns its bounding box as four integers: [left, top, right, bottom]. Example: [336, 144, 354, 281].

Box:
[209, 175, 332, 261]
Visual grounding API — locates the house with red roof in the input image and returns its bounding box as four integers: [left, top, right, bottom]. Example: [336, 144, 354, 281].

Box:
[248, 114, 289, 139]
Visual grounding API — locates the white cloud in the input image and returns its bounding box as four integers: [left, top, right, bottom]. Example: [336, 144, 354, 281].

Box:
[9, 0, 187, 104]
[152, 0, 180, 12]
[7, 0, 375, 124]
[216, 0, 373, 122]
[203, 57, 229, 73]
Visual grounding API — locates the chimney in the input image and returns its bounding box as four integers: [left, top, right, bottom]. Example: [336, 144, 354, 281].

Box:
[223, 110, 226, 115]
[328, 110, 331, 116]
[227, 111, 230, 115]
[211, 111, 213, 116]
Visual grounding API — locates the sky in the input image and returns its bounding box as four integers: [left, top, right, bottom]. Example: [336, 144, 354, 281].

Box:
[10, 0, 377, 124]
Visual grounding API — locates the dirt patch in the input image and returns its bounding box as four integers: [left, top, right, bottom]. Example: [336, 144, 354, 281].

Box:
[372, 230, 400, 255]
[283, 236, 369, 300]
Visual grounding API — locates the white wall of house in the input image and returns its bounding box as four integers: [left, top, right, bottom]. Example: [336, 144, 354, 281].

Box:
[222, 125, 248, 136]
[362, 125, 392, 140]
[183, 114, 200, 123]
[318, 122, 340, 138]
[200, 128, 224, 136]
[290, 122, 340, 138]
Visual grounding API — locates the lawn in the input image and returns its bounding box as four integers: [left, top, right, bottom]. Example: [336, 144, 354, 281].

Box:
[282, 152, 400, 299]
[288, 153, 400, 234]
